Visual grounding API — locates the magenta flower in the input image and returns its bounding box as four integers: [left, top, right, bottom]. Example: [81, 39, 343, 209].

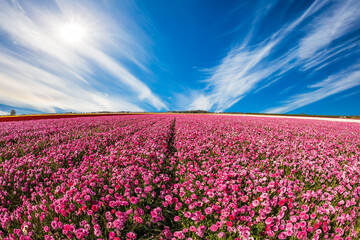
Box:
[252, 200, 260, 207]
[265, 217, 273, 225]
[278, 232, 286, 239]
[126, 232, 137, 239]
[51, 221, 57, 230]
[210, 225, 218, 232]
[217, 232, 226, 238]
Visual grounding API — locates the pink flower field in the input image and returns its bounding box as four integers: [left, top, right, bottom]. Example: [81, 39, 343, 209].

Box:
[0, 114, 359, 240]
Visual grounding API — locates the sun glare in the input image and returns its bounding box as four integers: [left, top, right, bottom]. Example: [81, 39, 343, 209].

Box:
[59, 22, 87, 44]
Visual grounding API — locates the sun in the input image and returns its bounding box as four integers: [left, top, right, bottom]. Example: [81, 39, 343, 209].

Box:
[59, 22, 87, 44]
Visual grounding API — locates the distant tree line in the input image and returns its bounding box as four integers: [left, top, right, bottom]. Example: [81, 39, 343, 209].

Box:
[167, 110, 210, 113]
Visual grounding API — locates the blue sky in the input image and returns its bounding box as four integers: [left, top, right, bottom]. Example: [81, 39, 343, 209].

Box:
[0, 0, 359, 115]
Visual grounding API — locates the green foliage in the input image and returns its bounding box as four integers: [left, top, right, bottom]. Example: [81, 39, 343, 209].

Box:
[10, 109, 16, 116]
[251, 222, 266, 236]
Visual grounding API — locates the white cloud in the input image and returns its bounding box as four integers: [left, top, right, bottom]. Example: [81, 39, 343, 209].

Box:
[187, 0, 328, 112]
[301, 39, 360, 71]
[265, 0, 360, 113]
[266, 64, 360, 113]
[190, 0, 360, 113]
[0, 110, 9, 116]
[298, 0, 360, 59]
[172, 90, 211, 111]
[199, 39, 298, 112]
[188, 94, 212, 111]
[80, 47, 167, 110]
[0, 51, 143, 112]
[0, 0, 167, 112]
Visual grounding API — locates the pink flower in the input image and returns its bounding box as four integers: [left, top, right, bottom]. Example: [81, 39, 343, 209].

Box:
[286, 229, 293, 236]
[51, 221, 58, 230]
[299, 221, 307, 228]
[130, 197, 139, 205]
[218, 232, 226, 238]
[91, 205, 99, 212]
[210, 225, 218, 232]
[126, 232, 137, 239]
[134, 187, 142, 194]
[252, 200, 260, 207]
[266, 230, 274, 237]
[205, 207, 213, 214]
[189, 226, 197, 232]
[165, 195, 172, 202]
[174, 231, 185, 239]
[296, 231, 306, 239]
[294, 223, 300, 230]
[134, 216, 143, 224]
[265, 217, 273, 225]
[278, 232, 287, 239]
[286, 223, 293, 230]
[335, 228, 344, 236]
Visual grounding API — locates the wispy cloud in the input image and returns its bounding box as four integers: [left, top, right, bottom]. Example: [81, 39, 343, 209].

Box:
[197, 41, 287, 111]
[0, 50, 143, 112]
[267, 0, 360, 113]
[190, 0, 360, 113]
[0, 0, 167, 113]
[301, 38, 360, 71]
[298, 0, 360, 59]
[266, 64, 360, 113]
[335, 90, 360, 101]
[0, 110, 9, 116]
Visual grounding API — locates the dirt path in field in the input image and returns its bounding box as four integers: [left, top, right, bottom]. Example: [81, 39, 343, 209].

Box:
[222, 114, 360, 123]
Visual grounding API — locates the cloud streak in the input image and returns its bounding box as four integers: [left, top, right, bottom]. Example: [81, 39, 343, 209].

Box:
[0, 50, 144, 112]
[298, 0, 360, 59]
[266, 64, 360, 113]
[0, 110, 9, 116]
[0, 0, 167, 113]
[190, 0, 360, 113]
